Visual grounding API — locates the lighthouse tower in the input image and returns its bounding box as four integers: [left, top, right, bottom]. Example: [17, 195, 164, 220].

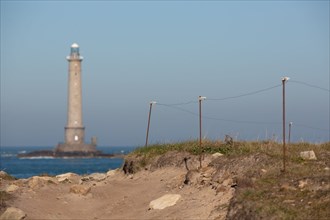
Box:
[65, 43, 84, 145]
[56, 43, 96, 152]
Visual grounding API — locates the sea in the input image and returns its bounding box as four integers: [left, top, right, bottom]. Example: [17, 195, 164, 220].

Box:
[0, 146, 138, 179]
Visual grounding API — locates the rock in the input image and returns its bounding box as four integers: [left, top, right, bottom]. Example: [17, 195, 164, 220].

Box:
[28, 176, 57, 190]
[261, 169, 267, 173]
[56, 172, 79, 183]
[70, 184, 91, 195]
[106, 169, 117, 177]
[84, 173, 107, 182]
[216, 185, 227, 194]
[0, 207, 27, 220]
[222, 178, 234, 187]
[91, 173, 107, 181]
[300, 151, 317, 160]
[201, 167, 215, 178]
[298, 179, 309, 189]
[5, 184, 19, 193]
[128, 174, 134, 179]
[280, 183, 297, 191]
[212, 152, 224, 159]
[283, 199, 295, 204]
[184, 170, 200, 185]
[149, 194, 182, 210]
[324, 167, 330, 171]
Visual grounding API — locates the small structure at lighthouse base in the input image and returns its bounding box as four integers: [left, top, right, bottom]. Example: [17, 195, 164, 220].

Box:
[55, 139, 97, 153]
[55, 143, 96, 153]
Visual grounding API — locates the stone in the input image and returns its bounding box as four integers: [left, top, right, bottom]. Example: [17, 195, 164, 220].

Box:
[280, 183, 297, 191]
[91, 173, 107, 181]
[28, 176, 57, 190]
[0, 207, 27, 220]
[212, 152, 224, 159]
[261, 169, 267, 173]
[222, 178, 234, 187]
[5, 184, 19, 193]
[56, 172, 79, 183]
[149, 194, 182, 210]
[300, 151, 317, 160]
[70, 184, 91, 195]
[84, 173, 107, 182]
[128, 174, 134, 179]
[283, 200, 295, 204]
[106, 170, 117, 177]
[201, 167, 215, 178]
[298, 179, 309, 189]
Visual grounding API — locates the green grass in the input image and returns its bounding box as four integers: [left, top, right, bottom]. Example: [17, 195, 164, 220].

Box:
[129, 140, 330, 173]
[132, 140, 277, 158]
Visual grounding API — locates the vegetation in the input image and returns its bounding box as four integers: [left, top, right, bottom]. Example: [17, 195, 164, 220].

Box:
[0, 172, 16, 181]
[129, 140, 330, 219]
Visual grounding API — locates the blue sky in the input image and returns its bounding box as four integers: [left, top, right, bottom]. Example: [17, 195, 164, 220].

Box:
[1, 1, 329, 146]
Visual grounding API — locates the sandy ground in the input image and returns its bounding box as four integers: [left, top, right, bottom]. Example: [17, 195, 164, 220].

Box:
[3, 167, 234, 220]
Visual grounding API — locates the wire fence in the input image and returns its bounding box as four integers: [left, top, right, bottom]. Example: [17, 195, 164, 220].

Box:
[148, 79, 330, 143]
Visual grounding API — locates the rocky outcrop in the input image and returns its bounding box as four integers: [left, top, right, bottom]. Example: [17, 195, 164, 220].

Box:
[28, 176, 57, 190]
[5, 185, 19, 193]
[149, 194, 182, 210]
[0, 207, 26, 220]
[106, 169, 118, 177]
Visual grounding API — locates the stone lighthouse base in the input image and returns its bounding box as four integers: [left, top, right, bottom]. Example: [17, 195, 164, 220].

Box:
[55, 143, 97, 153]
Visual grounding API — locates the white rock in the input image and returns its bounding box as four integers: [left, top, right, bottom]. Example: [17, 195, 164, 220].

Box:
[86, 173, 107, 182]
[212, 152, 224, 159]
[0, 207, 26, 220]
[298, 179, 309, 189]
[106, 170, 117, 177]
[300, 151, 317, 160]
[5, 184, 19, 193]
[261, 169, 267, 173]
[56, 172, 79, 183]
[149, 194, 181, 210]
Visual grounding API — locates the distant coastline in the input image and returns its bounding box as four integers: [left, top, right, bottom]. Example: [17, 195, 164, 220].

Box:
[17, 150, 123, 159]
[0, 146, 137, 179]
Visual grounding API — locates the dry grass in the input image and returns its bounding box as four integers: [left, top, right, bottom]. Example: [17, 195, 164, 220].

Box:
[129, 140, 330, 219]
[227, 141, 330, 220]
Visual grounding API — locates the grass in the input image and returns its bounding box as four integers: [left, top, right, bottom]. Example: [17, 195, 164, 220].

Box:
[128, 139, 330, 219]
[132, 140, 273, 158]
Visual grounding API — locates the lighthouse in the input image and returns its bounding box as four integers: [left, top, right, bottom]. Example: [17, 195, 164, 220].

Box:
[56, 43, 97, 152]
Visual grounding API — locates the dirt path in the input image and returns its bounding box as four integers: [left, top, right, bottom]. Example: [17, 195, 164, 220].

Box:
[4, 167, 234, 219]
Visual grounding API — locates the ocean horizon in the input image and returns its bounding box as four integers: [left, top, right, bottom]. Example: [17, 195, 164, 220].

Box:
[0, 146, 138, 179]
